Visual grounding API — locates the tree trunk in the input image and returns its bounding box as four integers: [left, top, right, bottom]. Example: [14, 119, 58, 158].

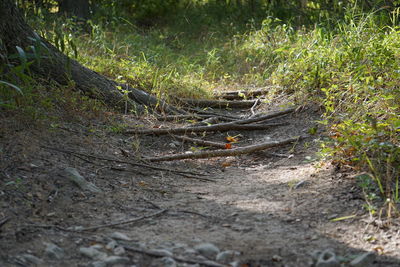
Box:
[1, 0, 181, 114]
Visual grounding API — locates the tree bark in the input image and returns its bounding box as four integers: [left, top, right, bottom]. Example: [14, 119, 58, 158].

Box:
[0, 0, 181, 114]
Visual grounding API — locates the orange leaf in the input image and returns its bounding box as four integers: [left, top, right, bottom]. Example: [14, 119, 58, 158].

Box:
[138, 181, 148, 187]
[221, 162, 232, 167]
[226, 136, 238, 143]
[225, 143, 232, 149]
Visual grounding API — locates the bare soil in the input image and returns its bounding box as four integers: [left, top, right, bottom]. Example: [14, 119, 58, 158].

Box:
[1, 102, 400, 266]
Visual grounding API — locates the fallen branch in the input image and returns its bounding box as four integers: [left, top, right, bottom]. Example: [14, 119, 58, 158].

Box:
[71, 209, 167, 232]
[155, 114, 215, 121]
[0, 216, 10, 229]
[171, 134, 227, 149]
[180, 98, 259, 109]
[146, 136, 302, 162]
[188, 107, 240, 120]
[124, 246, 225, 267]
[214, 88, 269, 100]
[128, 122, 286, 135]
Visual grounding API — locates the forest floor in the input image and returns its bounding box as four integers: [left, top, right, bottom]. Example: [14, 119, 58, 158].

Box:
[1, 98, 400, 267]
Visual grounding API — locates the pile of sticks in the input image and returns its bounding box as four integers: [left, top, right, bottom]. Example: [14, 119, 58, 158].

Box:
[125, 94, 302, 162]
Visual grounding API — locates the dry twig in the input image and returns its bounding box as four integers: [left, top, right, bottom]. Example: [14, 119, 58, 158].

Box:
[171, 134, 227, 149]
[71, 209, 167, 232]
[180, 98, 259, 109]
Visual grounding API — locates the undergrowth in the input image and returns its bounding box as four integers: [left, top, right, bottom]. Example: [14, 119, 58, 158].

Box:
[2, 1, 400, 213]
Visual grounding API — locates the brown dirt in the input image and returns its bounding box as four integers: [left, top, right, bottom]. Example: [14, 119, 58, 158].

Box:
[1, 102, 400, 267]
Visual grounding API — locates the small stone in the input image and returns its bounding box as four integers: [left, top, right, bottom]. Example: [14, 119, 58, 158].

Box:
[194, 243, 220, 260]
[183, 248, 197, 256]
[44, 243, 65, 260]
[229, 261, 241, 267]
[80, 247, 107, 260]
[311, 250, 322, 261]
[272, 254, 282, 262]
[63, 167, 102, 193]
[106, 240, 118, 250]
[104, 256, 130, 265]
[19, 253, 43, 265]
[110, 232, 132, 241]
[349, 252, 375, 267]
[216, 250, 240, 264]
[149, 249, 173, 257]
[152, 257, 177, 267]
[113, 246, 125, 256]
[89, 261, 107, 267]
[294, 180, 309, 189]
[316, 249, 340, 267]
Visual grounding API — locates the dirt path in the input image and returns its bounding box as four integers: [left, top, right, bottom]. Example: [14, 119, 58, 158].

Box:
[1, 104, 400, 266]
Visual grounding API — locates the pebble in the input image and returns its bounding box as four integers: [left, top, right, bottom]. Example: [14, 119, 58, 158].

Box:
[349, 252, 375, 267]
[63, 167, 102, 193]
[80, 246, 108, 260]
[184, 248, 197, 255]
[110, 232, 132, 241]
[216, 250, 240, 264]
[149, 249, 173, 257]
[152, 256, 177, 267]
[294, 180, 309, 189]
[18, 253, 43, 265]
[106, 240, 118, 250]
[113, 246, 126, 256]
[90, 261, 106, 267]
[194, 243, 220, 260]
[316, 249, 340, 267]
[44, 243, 65, 260]
[104, 256, 130, 265]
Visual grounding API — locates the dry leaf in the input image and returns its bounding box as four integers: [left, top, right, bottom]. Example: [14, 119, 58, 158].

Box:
[221, 162, 232, 167]
[138, 181, 148, 187]
[226, 136, 238, 143]
[225, 143, 232, 149]
[373, 246, 384, 254]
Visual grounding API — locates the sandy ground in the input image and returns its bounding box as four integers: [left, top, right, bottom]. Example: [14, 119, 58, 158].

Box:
[1, 104, 399, 266]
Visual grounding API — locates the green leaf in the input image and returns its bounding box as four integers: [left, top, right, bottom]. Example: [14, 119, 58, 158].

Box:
[0, 80, 24, 95]
[15, 46, 27, 66]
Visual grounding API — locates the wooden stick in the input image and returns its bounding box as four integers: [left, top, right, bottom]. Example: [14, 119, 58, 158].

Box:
[127, 122, 286, 135]
[73, 209, 167, 232]
[155, 114, 214, 121]
[124, 246, 225, 267]
[146, 136, 302, 162]
[214, 88, 269, 100]
[180, 98, 259, 108]
[171, 134, 227, 149]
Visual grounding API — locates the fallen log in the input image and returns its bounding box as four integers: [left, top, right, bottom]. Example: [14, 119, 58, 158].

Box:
[180, 98, 259, 109]
[171, 134, 227, 149]
[146, 136, 302, 162]
[214, 88, 269, 100]
[126, 122, 287, 135]
[155, 114, 215, 121]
